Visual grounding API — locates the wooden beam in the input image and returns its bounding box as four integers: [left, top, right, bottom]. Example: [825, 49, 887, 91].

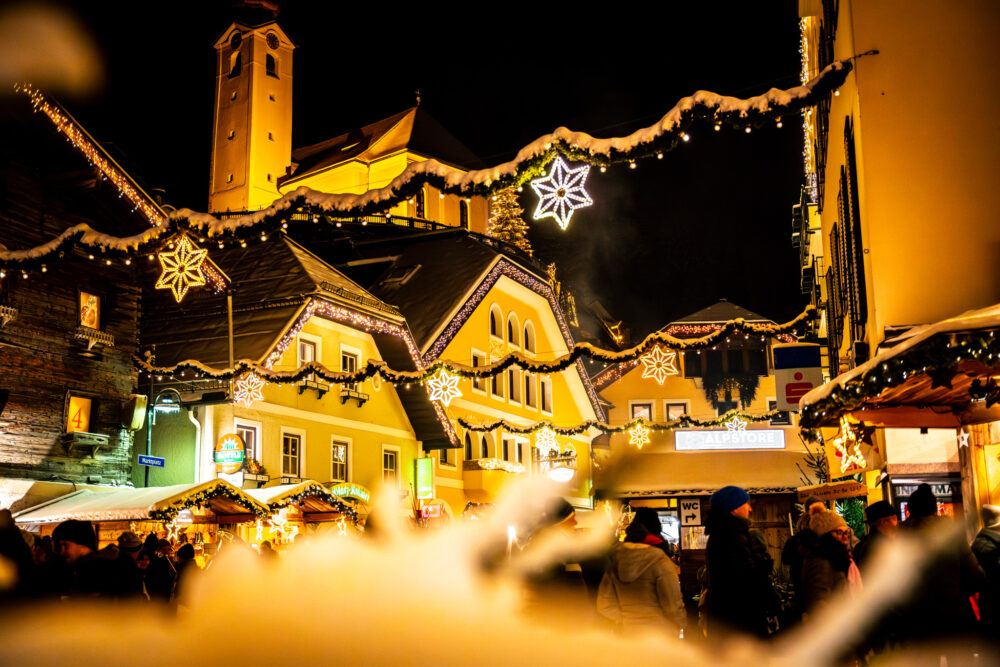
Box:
[847, 406, 961, 428]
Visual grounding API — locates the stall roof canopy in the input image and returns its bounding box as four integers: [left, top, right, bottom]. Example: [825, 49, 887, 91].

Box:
[13, 480, 268, 524]
[800, 302, 1000, 429]
[601, 450, 811, 497]
[246, 481, 353, 515]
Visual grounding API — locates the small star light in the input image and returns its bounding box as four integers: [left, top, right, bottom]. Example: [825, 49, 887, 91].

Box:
[529, 157, 593, 230]
[427, 370, 462, 406]
[726, 416, 748, 432]
[834, 416, 867, 474]
[233, 372, 267, 408]
[639, 346, 679, 385]
[155, 235, 208, 302]
[629, 423, 650, 449]
[536, 426, 558, 451]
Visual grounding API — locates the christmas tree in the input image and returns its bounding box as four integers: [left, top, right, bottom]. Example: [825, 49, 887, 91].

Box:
[487, 187, 533, 256]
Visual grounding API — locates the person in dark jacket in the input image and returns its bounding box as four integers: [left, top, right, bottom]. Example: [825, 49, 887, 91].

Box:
[0, 509, 37, 602]
[705, 485, 774, 639]
[52, 519, 133, 599]
[780, 494, 827, 623]
[631, 507, 674, 559]
[799, 510, 860, 615]
[898, 484, 984, 642]
[853, 500, 898, 571]
[972, 504, 1000, 631]
[171, 543, 200, 605]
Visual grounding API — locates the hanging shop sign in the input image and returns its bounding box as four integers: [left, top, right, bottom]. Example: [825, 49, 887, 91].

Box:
[772, 343, 823, 411]
[415, 458, 434, 500]
[214, 433, 246, 475]
[329, 483, 371, 504]
[675, 429, 785, 451]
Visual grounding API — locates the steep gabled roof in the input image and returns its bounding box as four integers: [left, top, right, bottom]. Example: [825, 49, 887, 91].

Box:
[282, 106, 484, 186]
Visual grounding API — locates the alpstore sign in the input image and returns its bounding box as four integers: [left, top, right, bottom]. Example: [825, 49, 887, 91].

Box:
[214, 433, 246, 474]
[675, 429, 786, 451]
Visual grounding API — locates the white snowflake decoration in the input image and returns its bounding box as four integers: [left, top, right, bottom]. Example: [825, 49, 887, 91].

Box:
[535, 426, 558, 451]
[529, 157, 593, 230]
[725, 416, 747, 432]
[427, 370, 462, 407]
[629, 423, 650, 449]
[639, 346, 679, 385]
[233, 372, 267, 408]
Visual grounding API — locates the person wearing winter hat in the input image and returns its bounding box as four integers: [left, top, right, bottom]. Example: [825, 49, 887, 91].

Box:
[853, 501, 898, 570]
[780, 495, 828, 625]
[972, 505, 1000, 629]
[114, 531, 146, 599]
[798, 511, 861, 616]
[704, 486, 774, 638]
[53, 519, 130, 598]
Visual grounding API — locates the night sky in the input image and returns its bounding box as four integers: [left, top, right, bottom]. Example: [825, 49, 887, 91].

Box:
[33, 1, 807, 339]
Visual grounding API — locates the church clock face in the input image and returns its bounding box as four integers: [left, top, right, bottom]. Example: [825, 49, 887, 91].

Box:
[266, 33, 279, 49]
[230, 32, 241, 50]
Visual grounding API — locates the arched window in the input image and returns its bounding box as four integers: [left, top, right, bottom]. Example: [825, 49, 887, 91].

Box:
[464, 433, 473, 461]
[480, 434, 490, 459]
[228, 52, 242, 78]
[266, 54, 278, 78]
[507, 313, 520, 347]
[415, 189, 425, 219]
[459, 199, 469, 229]
[523, 321, 536, 354]
[489, 305, 502, 338]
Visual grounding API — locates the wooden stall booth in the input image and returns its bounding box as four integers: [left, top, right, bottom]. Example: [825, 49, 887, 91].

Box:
[14, 479, 269, 563]
[244, 481, 361, 549]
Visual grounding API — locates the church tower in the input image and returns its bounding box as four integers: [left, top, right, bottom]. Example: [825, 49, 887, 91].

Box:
[208, 18, 294, 213]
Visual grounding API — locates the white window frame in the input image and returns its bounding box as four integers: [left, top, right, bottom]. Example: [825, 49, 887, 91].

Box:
[507, 366, 523, 406]
[523, 320, 536, 356]
[382, 444, 401, 487]
[470, 347, 488, 395]
[297, 332, 322, 380]
[280, 426, 306, 478]
[330, 436, 351, 483]
[479, 433, 492, 459]
[490, 355, 505, 402]
[463, 432, 474, 461]
[540, 376, 553, 415]
[234, 418, 262, 464]
[514, 437, 529, 464]
[438, 444, 456, 468]
[629, 400, 655, 421]
[340, 343, 362, 391]
[524, 371, 537, 409]
[506, 312, 520, 349]
[488, 303, 503, 340]
[501, 436, 513, 462]
[663, 399, 690, 422]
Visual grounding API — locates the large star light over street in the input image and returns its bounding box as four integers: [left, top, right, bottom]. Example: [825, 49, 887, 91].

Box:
[529, 157, 593, 230]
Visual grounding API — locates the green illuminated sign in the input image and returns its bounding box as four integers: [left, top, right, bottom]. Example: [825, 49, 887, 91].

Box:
[414, 457, 433, 500]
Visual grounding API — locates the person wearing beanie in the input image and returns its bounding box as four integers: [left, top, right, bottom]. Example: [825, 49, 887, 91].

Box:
[853, 501, 898, 570]
[897, 484, 985, 644]
[804, 495, 827, 515]
[797, 510, 861, 616]
[53, 519, 133, 598]
[780, 495, 829, 625]
[972, 505, 1000, 628]
[705, 486, 774, 639]
[114, 531, 146, 599]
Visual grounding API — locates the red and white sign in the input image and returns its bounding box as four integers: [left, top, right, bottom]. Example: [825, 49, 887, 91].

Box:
[772, 343, 823, 411]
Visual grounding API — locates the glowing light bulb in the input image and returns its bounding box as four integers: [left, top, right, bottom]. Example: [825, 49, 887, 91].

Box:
[745, 127, 752, 133]
[681, 133, 690, 142]
[714, 124, 721, 131]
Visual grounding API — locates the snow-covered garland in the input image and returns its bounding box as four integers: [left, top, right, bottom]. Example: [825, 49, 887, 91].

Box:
[263, 482, 359, 523]
[136, 306, 818, 386]
[148, 484, 269, 521]
[798, 329, 1000, 435]
[459, 409, 784, 437]
[2, 61, 852, 272]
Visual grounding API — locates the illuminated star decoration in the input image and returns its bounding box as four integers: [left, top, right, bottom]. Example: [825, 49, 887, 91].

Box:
[155, 235, 208, 302]
[426, 370, 462, 407]
[489, 339, 508, 359]
[958, 431, 970, 449]
[629, 423, 650, 449]
[639, 346, 679, 385]
[833, 416, 867, 474]
[726, 416, 747, 432]
[232, 372, 267, 408]
[536, 426, 558, 451]
[529, 157, 593, 230]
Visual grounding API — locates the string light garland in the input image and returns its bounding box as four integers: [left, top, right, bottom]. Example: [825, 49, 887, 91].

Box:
[639, 346, 679, 385]
[529, 157, 593, 230]
[261, 481, 359, 524]
[799, 329, 1000, 430]
[459, 408, 784, 437]
[138, 306, 818, 391]
[147, 482, 269, 521]
[155, 235, 208, 302]
[629, 423, 650, 449]
[3, 62, 852, 273]
[426, 370, 462, 406]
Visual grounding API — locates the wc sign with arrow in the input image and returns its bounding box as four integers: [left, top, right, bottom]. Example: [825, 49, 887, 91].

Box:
[680, 498, 702, 526]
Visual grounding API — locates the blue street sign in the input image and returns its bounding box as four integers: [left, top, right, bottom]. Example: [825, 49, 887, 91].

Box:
[138, 455, 166, 468]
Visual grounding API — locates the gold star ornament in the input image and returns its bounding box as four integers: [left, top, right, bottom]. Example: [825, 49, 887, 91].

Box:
[629, 423, 650, 449]
[155, 235, 208, 302]
[639, 346, 679, 385]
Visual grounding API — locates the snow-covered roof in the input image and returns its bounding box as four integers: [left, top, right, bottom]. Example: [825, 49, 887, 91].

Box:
[246, 481, 353, 515]
[801, 302, 1000, 407]
[13, 479, 268, 525]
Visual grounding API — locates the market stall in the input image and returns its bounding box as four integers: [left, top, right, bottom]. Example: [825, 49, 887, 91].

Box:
[244, 481, 360, 548]
[13, 479, 269, 561]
